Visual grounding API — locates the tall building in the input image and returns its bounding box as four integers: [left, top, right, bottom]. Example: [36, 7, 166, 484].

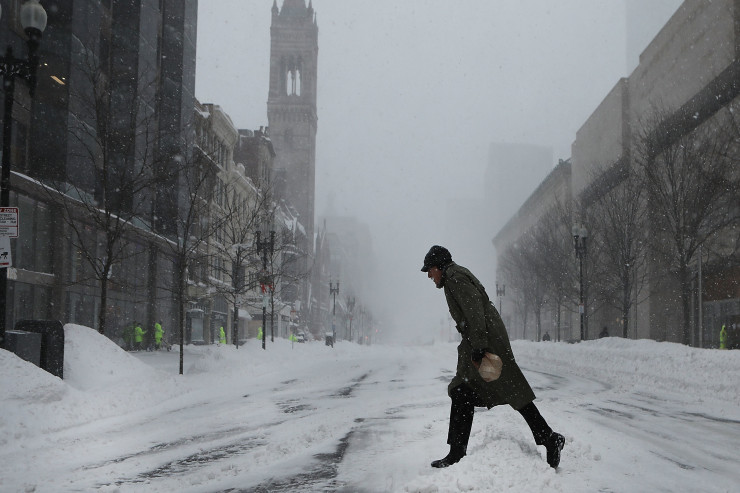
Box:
[625, 0, 682, 74]
[0, 0, 197, 339]
[267, 0, 319, 322]
[267, 0, 318, 249]
[485, 143, 553, 235]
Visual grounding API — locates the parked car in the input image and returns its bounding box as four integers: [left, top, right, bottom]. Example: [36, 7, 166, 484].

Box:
[296, 332, 307, 343]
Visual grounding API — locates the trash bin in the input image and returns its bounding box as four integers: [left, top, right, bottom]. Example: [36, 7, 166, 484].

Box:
[14, 320, 65, 379]
[5, 330, 42, 366]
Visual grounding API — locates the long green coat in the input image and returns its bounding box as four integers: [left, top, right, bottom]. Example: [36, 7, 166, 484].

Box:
[442, 262, 535, 410]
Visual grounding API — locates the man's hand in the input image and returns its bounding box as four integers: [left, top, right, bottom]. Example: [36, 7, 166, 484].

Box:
[471, 348, 486, 369]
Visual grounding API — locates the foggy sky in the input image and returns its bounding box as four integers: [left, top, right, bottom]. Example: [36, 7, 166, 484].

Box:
[195, 1, 681, 342]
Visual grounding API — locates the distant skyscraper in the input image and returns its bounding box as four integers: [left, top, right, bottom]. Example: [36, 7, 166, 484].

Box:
[485, 143, 553, 235]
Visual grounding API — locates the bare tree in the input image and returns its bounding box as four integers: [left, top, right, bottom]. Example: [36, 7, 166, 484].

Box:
[498, 227, 548, 341]
[265, 206, 311, 342]
[585, 164, 650, 338]
[44, 31, 161, 336]
[636, 104, 740, 345]
[210, 174, 272, 346]
[537, 202, 579, 341]
[154, 138, 224, 373]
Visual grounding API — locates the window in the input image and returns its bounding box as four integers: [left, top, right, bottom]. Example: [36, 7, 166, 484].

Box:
[13, 282, 51, 324]
[13, 194, 53, 274]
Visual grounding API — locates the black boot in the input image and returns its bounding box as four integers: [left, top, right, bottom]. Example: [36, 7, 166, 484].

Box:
[431, 445, 466, 468]
[545, 432, 565, 468]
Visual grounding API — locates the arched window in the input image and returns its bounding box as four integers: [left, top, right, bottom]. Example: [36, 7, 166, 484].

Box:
[284, 56, 303, 96]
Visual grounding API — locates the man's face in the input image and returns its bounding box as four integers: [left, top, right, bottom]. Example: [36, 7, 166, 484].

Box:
[427, 266, 443, 288]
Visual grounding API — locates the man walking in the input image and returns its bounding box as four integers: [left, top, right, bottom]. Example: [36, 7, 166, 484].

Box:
[421, 245, 565, 469]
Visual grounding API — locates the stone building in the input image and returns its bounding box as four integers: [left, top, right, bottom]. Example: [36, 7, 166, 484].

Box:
[267, 0, 319, 328]
[497, 0, 740, 346]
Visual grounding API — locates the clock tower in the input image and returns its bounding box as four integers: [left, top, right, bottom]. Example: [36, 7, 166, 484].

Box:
[268, 0, 319, 249]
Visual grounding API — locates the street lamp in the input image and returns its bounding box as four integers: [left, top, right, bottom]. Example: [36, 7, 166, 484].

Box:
[572, 224, 588, 341]
[0, 0, 47, 347]
[256, 229, 275, 350]
[496, 282, 505, 315]
[347, 296, 355, 343]
[329, 280, 339, 345]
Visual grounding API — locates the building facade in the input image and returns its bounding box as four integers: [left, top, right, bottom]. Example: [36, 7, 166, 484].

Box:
[267, 0, 319, 326]
[496, 0, 740, 346]
[0, 0, 197, 345]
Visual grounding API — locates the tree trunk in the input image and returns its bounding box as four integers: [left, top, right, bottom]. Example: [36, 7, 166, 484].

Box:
[233, 303, 239, 348]
[270, 289, 275, 342]
[622, 276, 630, 338]
[680, 265, 692, 346]
[177, 260, 187, 375]
[98, 275, 108, 335]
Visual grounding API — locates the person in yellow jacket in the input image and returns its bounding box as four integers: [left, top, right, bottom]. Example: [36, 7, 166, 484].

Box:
[154, 321, 164, 350]
[257, 326, 263, 341]
[219, 326, 226, 344]
[134, 322, 147, 351]
[719, 324, 727, 349]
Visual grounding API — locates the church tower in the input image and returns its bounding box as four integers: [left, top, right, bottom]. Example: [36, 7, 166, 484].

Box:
[268, 0, 319, 250]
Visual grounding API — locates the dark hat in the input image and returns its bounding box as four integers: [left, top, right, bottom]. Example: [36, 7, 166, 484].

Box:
[421, 245, 452, 272]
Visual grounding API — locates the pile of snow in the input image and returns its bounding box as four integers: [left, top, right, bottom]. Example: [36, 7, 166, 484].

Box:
[0, 324, 186, 446]
[515, 337, 740, 408]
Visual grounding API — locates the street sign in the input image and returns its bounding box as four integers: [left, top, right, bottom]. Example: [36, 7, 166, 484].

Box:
[0, 207, 19, 238]
[0, 235, 12, 268]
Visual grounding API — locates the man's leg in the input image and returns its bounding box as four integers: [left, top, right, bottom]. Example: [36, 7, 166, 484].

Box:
[518, 402, 565, 468]
[432, 384, 476, 468]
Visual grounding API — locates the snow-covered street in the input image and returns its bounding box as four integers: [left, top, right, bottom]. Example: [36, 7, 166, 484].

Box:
[2, 325, 739, 492]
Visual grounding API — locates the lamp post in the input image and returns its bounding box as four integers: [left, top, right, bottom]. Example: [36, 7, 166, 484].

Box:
[496, 282, 505, 315]
[0, 0, 47, 348]
[347, 296, 355, 343]
[256, 229, 275, 350]
[572, 224, 588, 341]
[329, 280, 339, 345]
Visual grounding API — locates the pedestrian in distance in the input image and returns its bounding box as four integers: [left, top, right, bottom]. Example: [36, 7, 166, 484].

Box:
[542, 331, 551, 341]
[154, 321, 164, 350]
[421, 245, 565, 469]
[219, 326, 226, 345]
[719, 324, 727, 349]
[122, 323, 135, 351]
[599, 326, 609, 338]
[133, 322, 146, 351]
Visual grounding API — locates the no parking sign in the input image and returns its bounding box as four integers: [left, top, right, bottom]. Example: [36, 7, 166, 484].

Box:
[0, 235, 11, 267]
[0, 207, 18, 237]
[0, 207, 18, 268]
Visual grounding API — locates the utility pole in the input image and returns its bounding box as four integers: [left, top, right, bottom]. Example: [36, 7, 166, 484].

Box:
[256, 230, 275, 350]
[572, 224, 588, 341]
[347, 296, 355, 343]
[330, 281, 339, 346]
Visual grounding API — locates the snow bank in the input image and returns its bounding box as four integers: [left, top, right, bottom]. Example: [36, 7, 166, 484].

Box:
[0, 324, 185, 446]
[514, 337, 740, 408]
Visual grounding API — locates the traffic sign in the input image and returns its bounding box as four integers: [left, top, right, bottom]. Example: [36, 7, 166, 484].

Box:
[0, 235, 12, 267]
[0, 207, 19, 238]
